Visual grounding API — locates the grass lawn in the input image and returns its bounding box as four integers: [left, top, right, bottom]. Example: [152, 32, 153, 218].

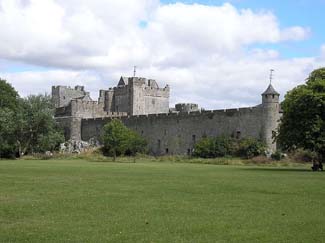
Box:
[0, 159, 324, 242]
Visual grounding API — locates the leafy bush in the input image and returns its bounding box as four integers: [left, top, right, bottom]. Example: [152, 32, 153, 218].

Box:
[271, 151, 283, 161]
[102, 119, 147, 160]
[237, 138, 266, 159]
[193, 137, 216, 158]
[194, 136, 265, 159]
[214, 136, 236, 157]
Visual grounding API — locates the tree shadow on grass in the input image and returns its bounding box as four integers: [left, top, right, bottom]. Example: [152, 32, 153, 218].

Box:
[242, 167, 313, 173]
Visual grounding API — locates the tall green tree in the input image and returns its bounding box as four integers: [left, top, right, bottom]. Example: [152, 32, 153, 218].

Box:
[0, 108, 18, 158]
[0, 90, 64, 158]
[277, 67, 325, 163]
[0, 79, 20, 158]
[102, 119, 147, 160]
[16, 94, 64, 155]
[0, 78, 19, 110]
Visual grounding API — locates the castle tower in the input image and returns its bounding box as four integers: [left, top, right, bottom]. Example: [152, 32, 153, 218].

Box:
[261, 84, 280, 152]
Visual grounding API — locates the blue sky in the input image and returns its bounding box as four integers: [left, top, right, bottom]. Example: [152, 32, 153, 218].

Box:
[0, 0, 324, 108]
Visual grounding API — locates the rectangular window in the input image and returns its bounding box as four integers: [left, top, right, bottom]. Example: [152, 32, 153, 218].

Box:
[236, 131, 241, 139]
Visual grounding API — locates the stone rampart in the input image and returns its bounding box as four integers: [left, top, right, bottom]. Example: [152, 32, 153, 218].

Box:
[81, 106, 264, 155]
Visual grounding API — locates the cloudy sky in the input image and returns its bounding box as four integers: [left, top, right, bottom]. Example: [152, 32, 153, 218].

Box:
[0, 0, 324, 109]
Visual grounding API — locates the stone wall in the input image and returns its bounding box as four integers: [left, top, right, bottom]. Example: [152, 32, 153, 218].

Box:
[98, 77, 170, 116]
[52, 86, 88, 108]
[81, 106, 271, 155]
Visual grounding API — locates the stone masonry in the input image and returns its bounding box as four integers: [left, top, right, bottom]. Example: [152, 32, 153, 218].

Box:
[52, 76, 281, 155]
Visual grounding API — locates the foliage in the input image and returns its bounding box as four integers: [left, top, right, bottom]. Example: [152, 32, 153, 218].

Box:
[0, 108, 17, 158]
[16, 94, 64, 155]
[237, 138, 266, 159]
[102, 119, 147, 160]
[271, 151, 283, 161]
[0, 87, 64, 158]
[277, 67, 325, 162]
[214, 136, 236, 157]
[0, 80, 20, 158]
[0, 78, 19, 111]
[125, 130, 148, 156]
[193, 137, 216, 158]
[194, 136, 265, 159]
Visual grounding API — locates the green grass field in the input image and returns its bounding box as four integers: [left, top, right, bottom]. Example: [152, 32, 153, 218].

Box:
[1, 159, 324, 242]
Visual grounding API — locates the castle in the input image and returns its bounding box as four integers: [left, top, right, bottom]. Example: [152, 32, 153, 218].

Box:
[53, 76, 281, 155]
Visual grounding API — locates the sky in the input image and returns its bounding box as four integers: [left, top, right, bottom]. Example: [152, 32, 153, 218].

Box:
[0, 0, 324, 109]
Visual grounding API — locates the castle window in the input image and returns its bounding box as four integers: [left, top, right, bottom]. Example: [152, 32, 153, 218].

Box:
[141, 130, 144, 135]
[187, 149, 191, 155]
[236, 131, 241, 139]
[272, 94, 275, 99]
[63, 96, 66, 99]
[164, 129, 167, 135]
[157, 139, 161, 149]
[165, 148, 169, 154]
[192, 135, 196, 143]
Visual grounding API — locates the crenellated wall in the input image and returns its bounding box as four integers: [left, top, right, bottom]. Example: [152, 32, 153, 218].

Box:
[53, 78, 280, 154]
[81, 106, 269, 155]
[97, 77, 170, 116]
[52, 85, 89, 108]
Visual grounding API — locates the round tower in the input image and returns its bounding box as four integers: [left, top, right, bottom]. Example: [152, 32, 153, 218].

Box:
[261, 84, 280, 152]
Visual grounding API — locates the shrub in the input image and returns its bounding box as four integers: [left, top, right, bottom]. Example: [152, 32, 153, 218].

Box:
[102, 120, 147, 160]
[193, 137, 216, 158]
[290, 149, 317, 163]
[214, 136, 236, 157]
[194, 136, 265, 159]
[271, 151, 283, 161]
[237, 138, 266, 159]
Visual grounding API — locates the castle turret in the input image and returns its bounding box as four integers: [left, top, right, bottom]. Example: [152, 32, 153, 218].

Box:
[261, 84, 280, 152]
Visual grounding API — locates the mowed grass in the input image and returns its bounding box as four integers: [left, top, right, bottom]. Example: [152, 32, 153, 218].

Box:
[0, 159, 324, 243]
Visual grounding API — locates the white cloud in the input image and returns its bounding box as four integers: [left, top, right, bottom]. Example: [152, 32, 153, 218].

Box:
[280, 26, 311, 41]
[0, 0, 321, 109]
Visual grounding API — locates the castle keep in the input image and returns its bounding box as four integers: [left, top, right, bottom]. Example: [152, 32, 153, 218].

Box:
[53, 77, 281, 155]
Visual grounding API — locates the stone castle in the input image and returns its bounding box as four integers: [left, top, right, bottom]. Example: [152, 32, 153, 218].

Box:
[53, 76, 281, 155]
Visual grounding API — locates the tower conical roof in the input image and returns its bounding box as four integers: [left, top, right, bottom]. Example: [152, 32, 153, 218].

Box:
[262, 84, 279, 95]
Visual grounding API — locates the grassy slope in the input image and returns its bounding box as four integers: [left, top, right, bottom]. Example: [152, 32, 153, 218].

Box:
[0, 159, 324, 243]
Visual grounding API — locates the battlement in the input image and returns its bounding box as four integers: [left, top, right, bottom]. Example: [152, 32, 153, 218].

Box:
[81, 106, 262, 123]
[54, 77, 281, 155]
[52, 85, 90, 108]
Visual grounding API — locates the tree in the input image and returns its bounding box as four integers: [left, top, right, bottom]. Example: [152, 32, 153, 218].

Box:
[0, 93, 64, 158]
[102, 119, 147, 160]
[0, 108, 18, 158]
[0, 78, 19, 111]
[16, 94, 64, 155]
[125, 130, 147, 157]
[0, 80, 20, 158]
[277, 67, 325, 167]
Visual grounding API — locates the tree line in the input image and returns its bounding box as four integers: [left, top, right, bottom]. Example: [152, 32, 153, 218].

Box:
[0, 79, 64, 158]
